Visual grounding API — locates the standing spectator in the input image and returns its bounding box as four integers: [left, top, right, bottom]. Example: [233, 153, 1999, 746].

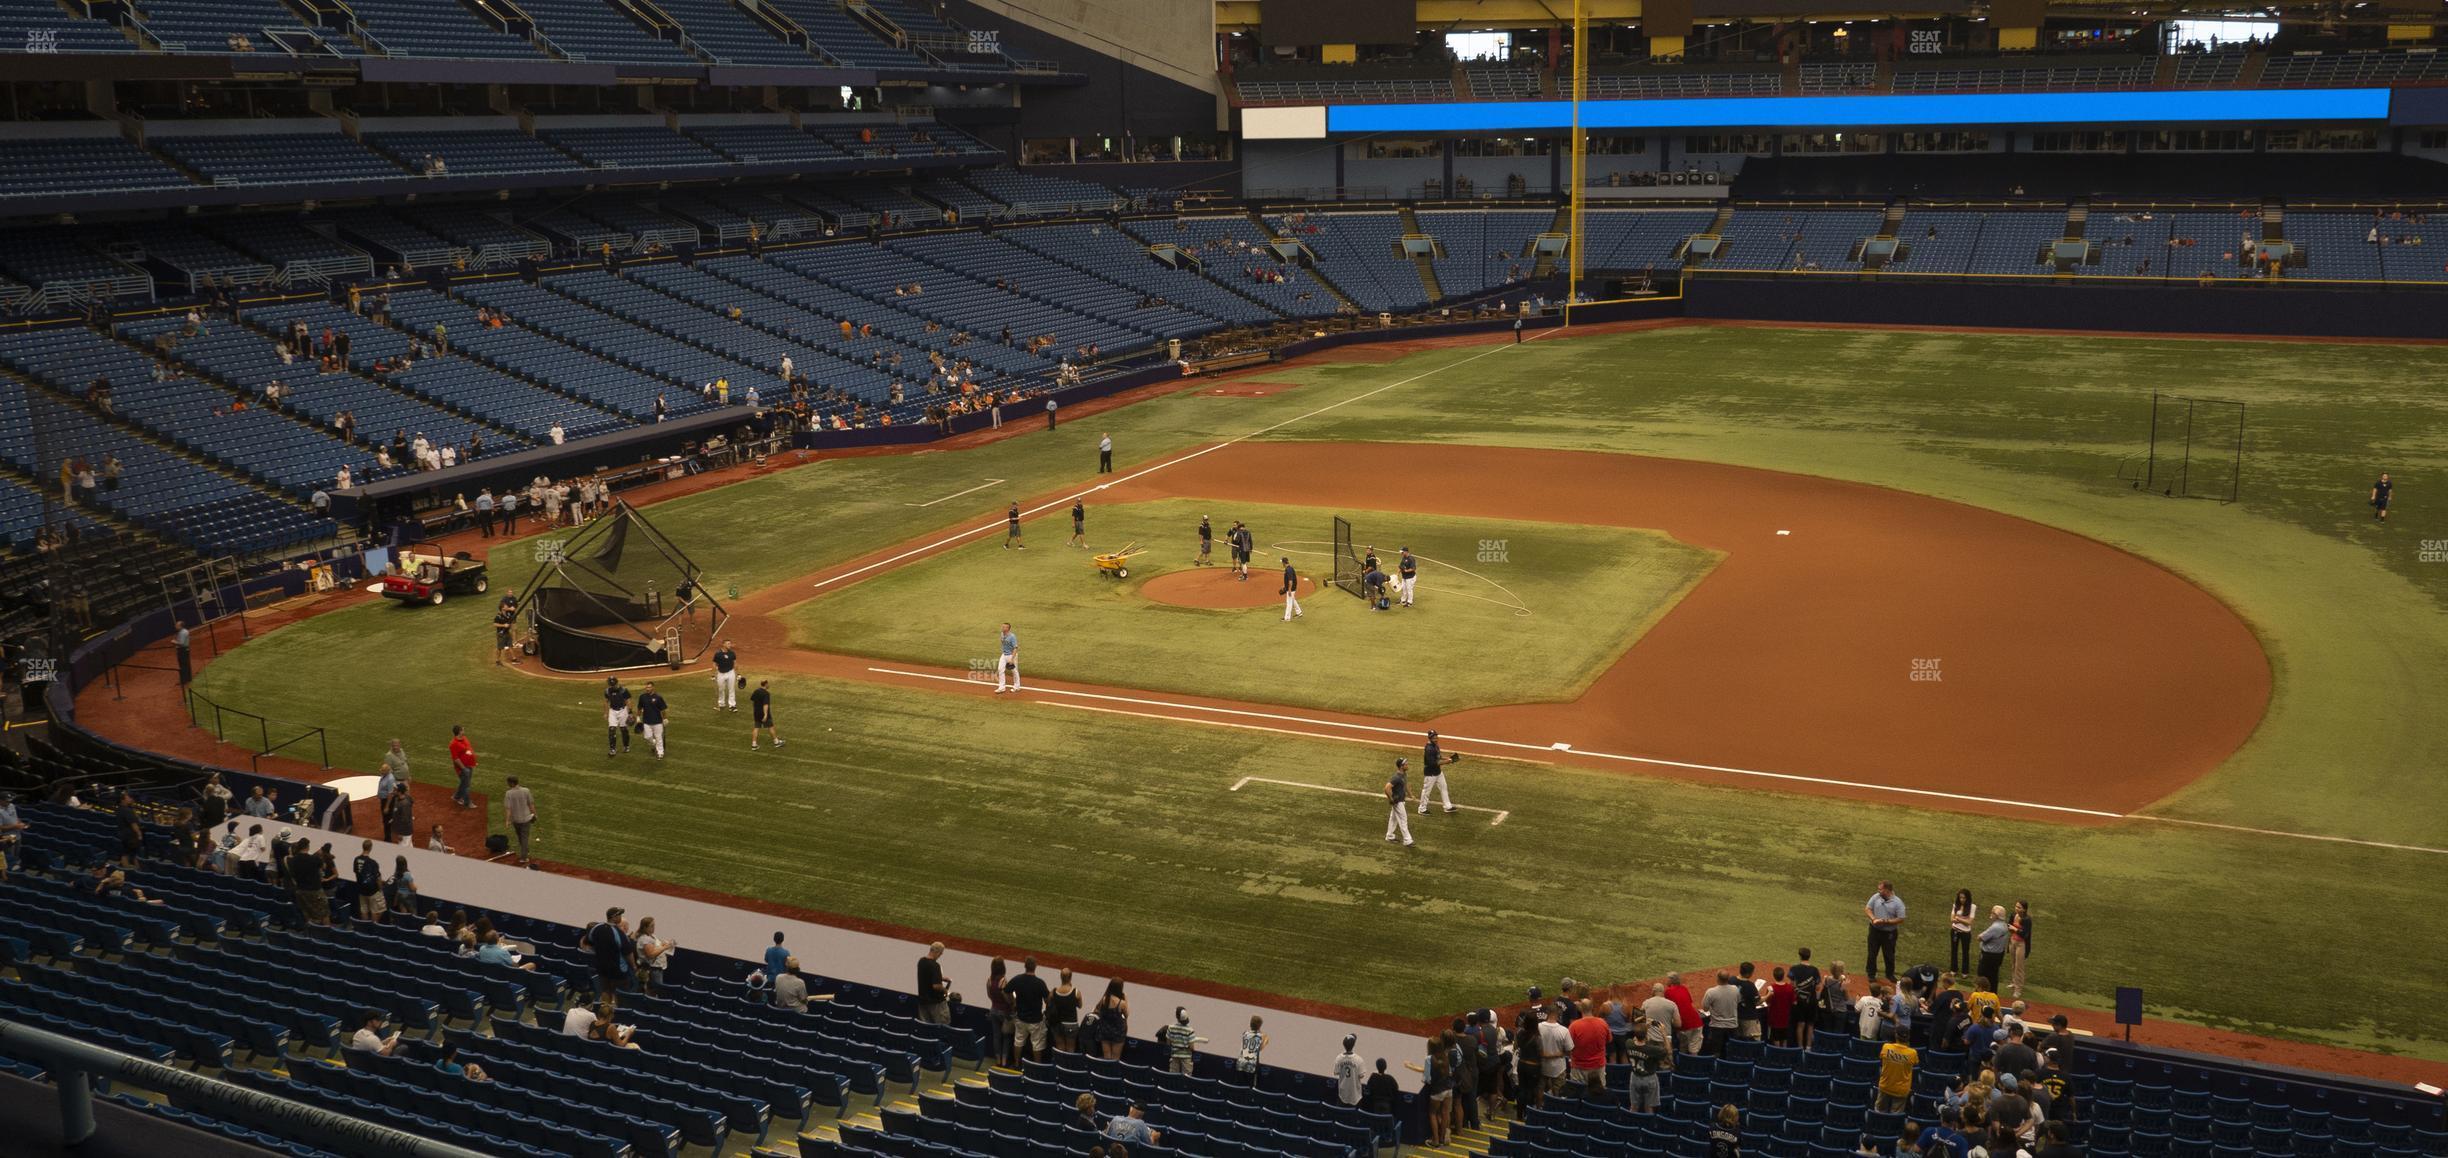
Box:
[915, 942, 951, 1024]
[634, 917, 674, 995]
[1766, 967, 1798, 1046]
[1818, 962, 1852, 1036]
[773, 955, 809, 1011]
[1639, 983, 1677, 1053]
[1536, 1005, 1572, 1096]
[1092, 979, 1129, 1061]
[1700, 972, 1741, 1055]
[2008, 900, 2033, 1000]
[1865, 880, 1907, 982]
[1159, 1006, 1206, 1075]
[389, 854, 419, 918]
[351, 839, 385, 920]
[1049, 967, 1082, 1053]
[235, 824, 271, 881]
[1857, 982, 1888, 1041]
[174, 622, 192, 685]
[586, 907, 632, 994]
[287, 839, 329, 926]
[1332, 1034, 1364, 1106]
[1736, 962, 1764, 1041]
[1412, 1036, 1454, 1149]
[765, 931, 793, 981]
[448, 724, 477, 808]
[386, 787, 415, 850]
[107, 792, 144, 868]
[1237, 1015, 1268, 1085]
[1877, 1035, 1919, 1112]
[1604, 997, 1633, 1064]
[503, 777, 536, 866]
[1362, 1058, 1401, 1118]
[1007, 956, 1052, 1064]
[1992, 1023, 2038, 1081]
[1625, 1015, 1667, 1113]
[1976, 906, 2010, 993]
[1949, 889, 1977, 975]
[1568, 1001, 1610, 1094]
[1664, 972, 1703, 1055]
[986, 957, 1014, 1063]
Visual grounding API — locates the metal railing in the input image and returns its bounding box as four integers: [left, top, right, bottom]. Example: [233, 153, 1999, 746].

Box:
[0, 1018, 489, 1157]
[185, 687, 330, 770]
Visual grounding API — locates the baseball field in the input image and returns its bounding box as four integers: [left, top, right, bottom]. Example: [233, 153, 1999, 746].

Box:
[180, 321, 2448, 1060]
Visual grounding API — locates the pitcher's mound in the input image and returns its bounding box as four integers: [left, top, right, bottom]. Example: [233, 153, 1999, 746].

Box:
[1142, 569, 1319, 610]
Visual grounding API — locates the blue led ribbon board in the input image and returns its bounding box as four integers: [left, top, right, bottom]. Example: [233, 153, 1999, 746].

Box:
[1324, 89, 2393, 133]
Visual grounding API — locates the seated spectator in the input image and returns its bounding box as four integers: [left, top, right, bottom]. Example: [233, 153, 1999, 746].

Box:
[433, 1041, 489, 1082]
[1104, 1103, 1158, 1146]
[476, 930, 536, 971]
[350, 1013, 401, 1056]
[774, 955, 809, 1011]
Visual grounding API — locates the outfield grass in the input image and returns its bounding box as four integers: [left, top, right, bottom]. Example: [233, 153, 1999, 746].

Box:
[185, 324, 2448, 1058]
[780, 498, 1720, 716]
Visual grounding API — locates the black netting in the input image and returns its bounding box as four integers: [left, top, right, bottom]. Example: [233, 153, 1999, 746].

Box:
[518, 502, 724, 672]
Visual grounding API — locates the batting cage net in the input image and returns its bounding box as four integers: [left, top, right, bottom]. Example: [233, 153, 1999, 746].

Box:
[517, 500, 725, 672]
[1330, 516, 1365, 598]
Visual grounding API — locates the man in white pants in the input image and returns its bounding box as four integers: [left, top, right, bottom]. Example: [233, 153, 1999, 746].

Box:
[1384, 758, 1414, 847]
[711, 640, 740, 711]
[635, 681, 668, 758]
[995, 623, 1021, 693]
[1417, 729, 1458, 814]
[1397, 548, 1419, 608]
[1279, 557, 1303, 622]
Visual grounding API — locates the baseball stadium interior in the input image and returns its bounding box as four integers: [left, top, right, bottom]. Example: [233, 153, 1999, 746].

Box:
[1, 0, 2447, 1153]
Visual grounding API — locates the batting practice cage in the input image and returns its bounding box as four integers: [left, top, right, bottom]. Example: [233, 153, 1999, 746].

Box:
[515, 500, 725, 672]
[1330, 516, 1366, 598]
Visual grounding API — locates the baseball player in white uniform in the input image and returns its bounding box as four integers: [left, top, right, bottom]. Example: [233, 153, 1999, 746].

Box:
[1384, 758, 1415, 846]
[1417, 729, 1460, 814]
[1280, 557, 1303, 622]
[711, 639, 740, 711]
[1398, 548, 1419, 608]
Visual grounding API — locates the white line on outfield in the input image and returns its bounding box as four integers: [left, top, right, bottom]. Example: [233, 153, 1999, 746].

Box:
[1231, 775, 1510, 826]
[868, 665, 2108, 818]
[905, 478, 1005, 507]
[813, 338, 1533, 591]
[868, 666, 2448, 854]
[2136, 815, 2448, 857]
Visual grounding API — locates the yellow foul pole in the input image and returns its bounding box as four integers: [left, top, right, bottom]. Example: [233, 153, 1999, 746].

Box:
[1566, 0, 1586, 325]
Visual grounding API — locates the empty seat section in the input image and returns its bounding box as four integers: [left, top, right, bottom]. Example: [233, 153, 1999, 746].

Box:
[363, 129, 586, 176]
[0, 136, 193, 199]
[517, 0, 699, 63]
[152, 132, 407, 186]
[343, 0, 543, 57]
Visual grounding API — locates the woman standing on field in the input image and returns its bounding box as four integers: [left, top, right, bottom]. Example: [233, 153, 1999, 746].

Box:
[1949, 889, 1976, 975]
[2008, 901, 2033, 1000]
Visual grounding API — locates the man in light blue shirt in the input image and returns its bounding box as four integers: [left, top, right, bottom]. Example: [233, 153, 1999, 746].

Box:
[1864, 880, 1907, 982]
[995, 623, 1020, 693]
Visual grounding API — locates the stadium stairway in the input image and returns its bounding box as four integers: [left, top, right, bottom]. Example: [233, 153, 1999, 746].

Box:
[1396, 206, 1445, 304]
[1246, 209, 1361, 314]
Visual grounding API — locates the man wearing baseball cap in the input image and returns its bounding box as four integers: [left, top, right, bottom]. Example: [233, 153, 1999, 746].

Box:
[1417, 730, 1459, 815]
[1383, 759, 1414, 847]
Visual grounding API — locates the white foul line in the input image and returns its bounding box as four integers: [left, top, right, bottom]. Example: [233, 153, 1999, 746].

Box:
[1231, 775, 1510, 826]
[905, 478, 1006, 507]
[814, 337, 1537, 591]
[863, 665, 2448, 855]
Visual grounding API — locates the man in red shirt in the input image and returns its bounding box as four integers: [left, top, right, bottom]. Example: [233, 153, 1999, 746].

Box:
[1664, 972, 1703, 1056]
[1567, 1005, 1611, 1095]
[448, 724, 477, 809]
